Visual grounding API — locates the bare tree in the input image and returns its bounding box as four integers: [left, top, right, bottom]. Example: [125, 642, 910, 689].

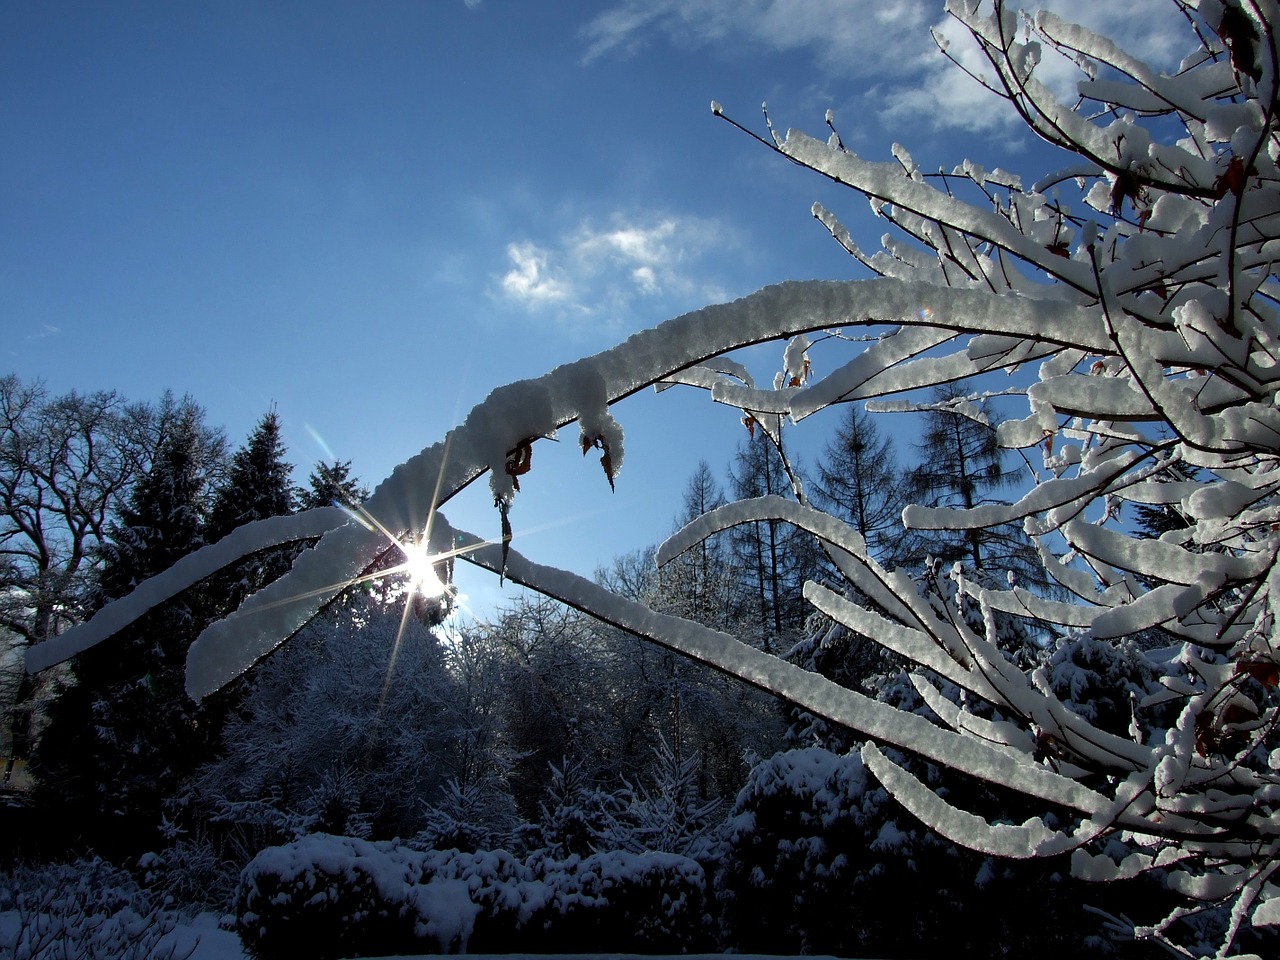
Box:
[1, 378, 151, 782]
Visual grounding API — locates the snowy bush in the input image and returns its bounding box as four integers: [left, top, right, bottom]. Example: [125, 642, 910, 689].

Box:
[0, 857, 196, 960]
[36, 0, 1280, 955]
[717, 747, 956, 956]
[718, 746, 1152, 957]
[137, 834, 241, 914]
[536, 849, 714, 954]
[236, 834, 427, 959]
[234, 832, 711, 957]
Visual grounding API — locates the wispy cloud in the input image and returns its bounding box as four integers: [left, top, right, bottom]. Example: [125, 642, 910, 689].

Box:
[582, 0, 1187, 133]
[497, 212, 726, 328]
[25, 322, 61, 341]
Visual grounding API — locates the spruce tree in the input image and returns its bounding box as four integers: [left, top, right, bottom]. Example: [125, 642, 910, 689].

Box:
[204, 409, 297, 606]
[33, 402, 221, 853]
[296, 458, 369, 511]
[206, 409, 294, 543]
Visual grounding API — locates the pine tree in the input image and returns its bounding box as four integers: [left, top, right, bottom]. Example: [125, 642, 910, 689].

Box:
[296, 459, 369, 511]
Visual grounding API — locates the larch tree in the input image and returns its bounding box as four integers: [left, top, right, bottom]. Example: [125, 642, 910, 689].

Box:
[33, 1, 1280, 955]
[667, 460, 737, 630]
[726, 430, 820, 652]
[812, 402, 912, 569]
[905, 383, 1044, 588]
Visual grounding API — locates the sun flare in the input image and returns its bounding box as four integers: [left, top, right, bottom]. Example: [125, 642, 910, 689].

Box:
[400, 539, 447, 599]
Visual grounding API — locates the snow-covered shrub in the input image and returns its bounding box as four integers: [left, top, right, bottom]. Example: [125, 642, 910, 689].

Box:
[137, 833, 240, 914]
[525, 757, 614, 861]
[717, 747, 955, 956]
[235, 832, 711, 957]
[236, 835, 424, 960]
[717, 746, 1110, 958]
[414, 777, 516, 854]
[594, 737, 723, 862]
[535, 849, 714, 954]
[0, 857, 195, 960]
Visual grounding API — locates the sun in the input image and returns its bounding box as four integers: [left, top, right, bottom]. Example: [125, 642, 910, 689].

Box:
[399, 539, 447, 599]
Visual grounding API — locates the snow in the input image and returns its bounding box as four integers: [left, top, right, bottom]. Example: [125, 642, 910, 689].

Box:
[24, 506, 350, 675]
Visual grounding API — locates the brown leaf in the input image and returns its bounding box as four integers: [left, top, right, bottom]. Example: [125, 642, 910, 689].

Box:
[582, 435, 616, 492]
[1216, 4, 1263, 83]
[1110, 168, 1141, 216]
[504, 441, 533, 492]
[742, 414, 757, 439]
[1194, 708, 1216, 758]
[1235, 658, 1279, 689]
[1213, 156, 1247, 200]
[497, 499, 513, 584]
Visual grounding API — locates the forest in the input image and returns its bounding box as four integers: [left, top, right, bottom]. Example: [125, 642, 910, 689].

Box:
[4, 0, 1280, 958]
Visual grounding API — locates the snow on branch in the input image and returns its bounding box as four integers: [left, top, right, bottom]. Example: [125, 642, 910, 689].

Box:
[32, 1, 1280, 955]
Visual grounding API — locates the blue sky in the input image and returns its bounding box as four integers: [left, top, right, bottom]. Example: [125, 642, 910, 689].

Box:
[2, 0, 1181, 617]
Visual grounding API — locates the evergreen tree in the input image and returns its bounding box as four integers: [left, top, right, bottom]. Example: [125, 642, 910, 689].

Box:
[206, 409, 294, 543]
[95, 404, 213, 603]
[296, 459, 369, 511]
[33, 402, 223, 854]
[204, 409, 297, 608]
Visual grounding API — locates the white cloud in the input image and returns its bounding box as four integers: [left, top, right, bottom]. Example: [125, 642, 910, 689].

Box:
[581, 0, 929, 75]
[582, 0, 1190, 133]
[501, 242, 570, 305]
[496, 212, 726, 328]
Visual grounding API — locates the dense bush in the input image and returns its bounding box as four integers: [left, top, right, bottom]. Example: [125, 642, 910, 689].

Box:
[717, 746, 957, 957]
[716, 746, 1122, 959]
[235, 835, 424, 960]
[535, 850, 713, 954]
[234, 833, 710, 958]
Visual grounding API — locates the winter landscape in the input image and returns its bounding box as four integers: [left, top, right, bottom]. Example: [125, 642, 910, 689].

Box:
[4, 0, 1280, 957]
